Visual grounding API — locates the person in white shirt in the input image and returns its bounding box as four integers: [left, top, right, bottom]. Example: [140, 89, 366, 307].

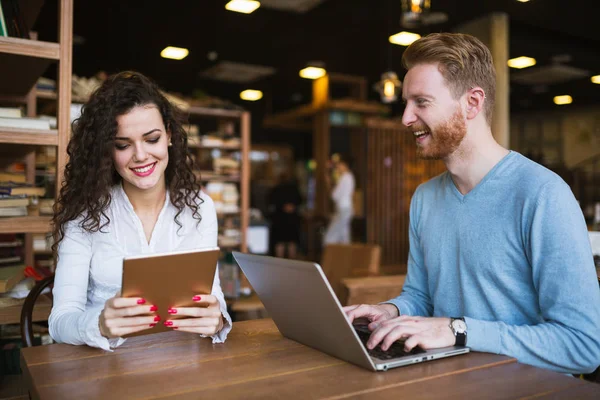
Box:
[324, 154, 355, 245]
[49, 71, 232, 351]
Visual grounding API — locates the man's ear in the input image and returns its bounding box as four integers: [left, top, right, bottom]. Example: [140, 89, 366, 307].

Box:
[466, 87, 486, 120]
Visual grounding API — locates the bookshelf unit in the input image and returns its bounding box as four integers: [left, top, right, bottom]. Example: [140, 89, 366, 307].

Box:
[0, 0, 73, 325]
[186, 106, 250, 254]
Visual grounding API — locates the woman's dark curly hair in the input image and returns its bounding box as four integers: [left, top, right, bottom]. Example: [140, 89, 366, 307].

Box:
[52, 71, 202, 256]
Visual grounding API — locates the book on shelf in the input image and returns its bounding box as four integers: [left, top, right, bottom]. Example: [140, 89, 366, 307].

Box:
[0, 255, 20, 265]
[0, 264, 25, 293]
[0, 117, 51, 131]
[0, 182, 45, 197]
[0, 196, 28, 208]
[0, 234, 21, 248]
[0, 107, 22, 118]
[37, 198, 54, 215]
[0, 206, 27, 217]
[0, 0, 29, 39]
[0, 171, 25, 183]
[0, 1, 6, 37]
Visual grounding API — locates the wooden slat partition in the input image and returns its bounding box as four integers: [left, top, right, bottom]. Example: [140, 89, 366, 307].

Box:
[366, 118, 446, 267]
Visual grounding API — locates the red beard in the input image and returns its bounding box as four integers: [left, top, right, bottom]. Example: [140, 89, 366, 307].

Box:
[415, 107, 467, 160]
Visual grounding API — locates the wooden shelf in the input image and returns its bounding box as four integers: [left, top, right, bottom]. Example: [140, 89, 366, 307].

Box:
[196, 171, 240, 182]
[0, 294, 52, 325]
[0, 37, 60, 60]
[0, 127, 58, 146]
[187, 106, 244, 119]
[0, 217, 52, 234]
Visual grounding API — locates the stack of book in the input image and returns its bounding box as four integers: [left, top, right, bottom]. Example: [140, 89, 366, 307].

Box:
[0, 234, 24, 294]
[0, 107, 51, 131]
[0, 172, 45, 218]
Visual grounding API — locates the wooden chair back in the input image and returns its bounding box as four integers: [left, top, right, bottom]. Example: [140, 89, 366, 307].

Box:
[320, 243, 381, 303]
[342, 275, 406, 306]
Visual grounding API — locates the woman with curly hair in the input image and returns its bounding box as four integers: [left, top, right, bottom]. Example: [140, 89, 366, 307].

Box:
[49, 71, 231, 350]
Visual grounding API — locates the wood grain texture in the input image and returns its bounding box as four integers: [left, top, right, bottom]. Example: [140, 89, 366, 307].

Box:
[21, 319, 599, 400]
[338, 362, 597, 400]
[0, 37, 59, 60]
[0, 128, 58, 146]
[0, 216, 51, 234]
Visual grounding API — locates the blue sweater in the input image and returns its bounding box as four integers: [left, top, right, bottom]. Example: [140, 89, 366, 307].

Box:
[388, 151, 600, 374]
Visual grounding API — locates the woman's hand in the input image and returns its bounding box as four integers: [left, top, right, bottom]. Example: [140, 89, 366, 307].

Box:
[163, 295, 224, 336]
[99, 295, 159, 338]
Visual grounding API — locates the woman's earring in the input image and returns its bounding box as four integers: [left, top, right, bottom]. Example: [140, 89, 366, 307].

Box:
[168, 140, 173, 146]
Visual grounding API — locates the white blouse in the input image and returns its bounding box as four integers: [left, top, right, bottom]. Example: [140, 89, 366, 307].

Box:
[49, 184, 232, 351]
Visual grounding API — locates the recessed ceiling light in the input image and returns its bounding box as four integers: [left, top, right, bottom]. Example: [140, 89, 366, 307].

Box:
[160, 46, 189, 60]
[240, 89, 263, 101]
[389, 31, 421, 46]
[553, 95, 572, 105]
[591, 75, 600, 84]
[516, 0, 530, 3]
[299, 66, 327, 80]
[507, 56, 536, 69]
[225, 0, 261, 14]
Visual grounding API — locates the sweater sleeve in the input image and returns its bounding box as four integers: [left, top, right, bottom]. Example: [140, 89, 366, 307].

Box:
[385, 188, 434, 317]
[49, 221, 121, 351]
[466, 181, 600, 374]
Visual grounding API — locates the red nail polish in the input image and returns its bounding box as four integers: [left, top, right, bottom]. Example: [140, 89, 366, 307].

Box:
[173, 327, 178, 330]
[154, 316, 161, 322]
[149, 323, 157, 327]
[137, 298, 146, 305]
[149, 305, 158, 312]
[192, 295, 201, 302]
[164, 321, 173, 326]
[168, 308, 177, 314]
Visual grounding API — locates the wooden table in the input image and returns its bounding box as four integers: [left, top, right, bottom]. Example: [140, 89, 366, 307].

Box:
[21, 319, 599, 399]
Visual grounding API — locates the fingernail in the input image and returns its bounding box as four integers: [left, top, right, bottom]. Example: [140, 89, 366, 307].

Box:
[149, 305, 158, 312]
[153, 316, 161, 322]
[149, 323, 157, 327]
[173, 327, 178, 330]
[137, 298, 146, 305]
[192, 295, 201, 302]
[168, 308, 177, 314]
[164, 321, 173, 326]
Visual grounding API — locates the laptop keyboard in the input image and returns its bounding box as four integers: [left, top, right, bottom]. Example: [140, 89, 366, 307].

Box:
[354, 326, 426, 360]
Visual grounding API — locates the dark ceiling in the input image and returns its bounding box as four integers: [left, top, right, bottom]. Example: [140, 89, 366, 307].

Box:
[33, 0, 600, 144]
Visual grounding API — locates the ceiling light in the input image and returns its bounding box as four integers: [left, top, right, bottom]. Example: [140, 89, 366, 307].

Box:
[592, 75, 600, 84]
[225, 0, 260, 14]
[160, 46, 189, 60]
[516, 0, 530, 2]
[389, 31, 421, 46]
[553, 95, 572, 105]
[507, 56, 536, 69]
[299, 66, 326, 80]
[240, 89, 263, 101]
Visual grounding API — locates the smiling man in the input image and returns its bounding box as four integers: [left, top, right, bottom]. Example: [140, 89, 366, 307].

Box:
[344, 33, 600, 375]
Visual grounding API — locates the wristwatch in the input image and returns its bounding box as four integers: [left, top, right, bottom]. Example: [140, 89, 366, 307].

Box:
[450, 317, 467, 346]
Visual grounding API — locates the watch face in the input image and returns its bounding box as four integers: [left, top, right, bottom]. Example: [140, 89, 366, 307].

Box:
[452, 319, 467, 333]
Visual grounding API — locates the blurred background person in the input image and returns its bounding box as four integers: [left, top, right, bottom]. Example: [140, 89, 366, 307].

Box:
[268, 172, 303, 258]
[324, 154, 355, 245]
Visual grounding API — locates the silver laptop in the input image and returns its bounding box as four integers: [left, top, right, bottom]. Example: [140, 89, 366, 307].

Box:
[232, 252, 469, 371]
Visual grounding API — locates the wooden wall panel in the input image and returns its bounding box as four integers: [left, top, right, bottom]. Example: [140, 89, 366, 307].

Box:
[365, 119, 446, 268]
